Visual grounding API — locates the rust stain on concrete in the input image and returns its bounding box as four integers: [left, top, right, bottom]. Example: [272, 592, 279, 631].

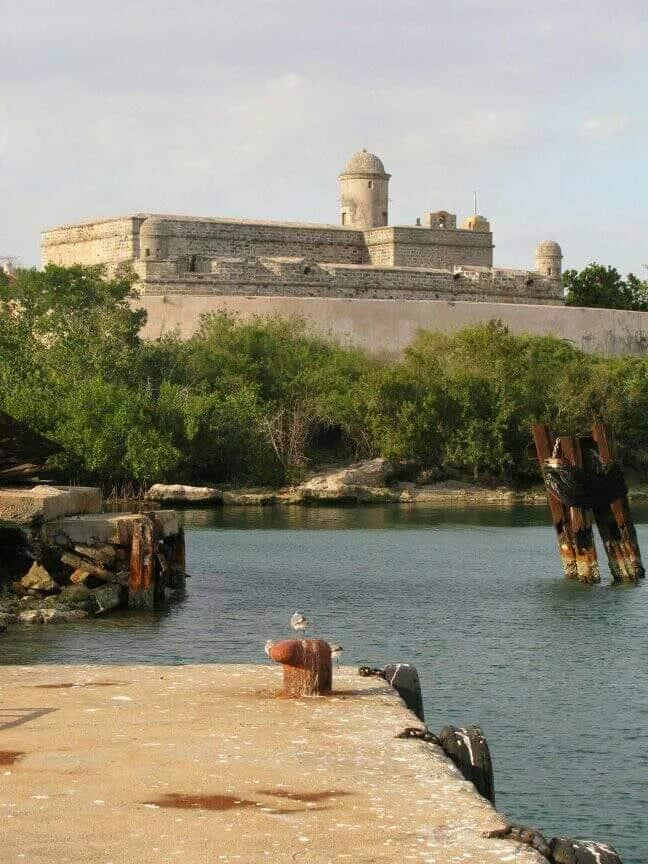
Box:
[29, 681, 129, 689]
[145, 793, 258, 811]
[259, 789, 350, 804]
[0, 750, 24, 766]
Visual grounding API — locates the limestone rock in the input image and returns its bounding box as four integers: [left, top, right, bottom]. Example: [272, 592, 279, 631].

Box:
[146, 484, 223, 505]
[58, 584, 93, 606]
[91, 583, 123, 614]
[20, 562, 58, 593]
[38, 597, 72, 611]
[222, 489, 278, 506]
[61, 552, 111, 579]
[60, 609, 89, 622]
[69, 568, 118, 588]
[19, 609, 43, 624]
[0, 598, 20, 614]
[40, 608, 66, 624]
[297, 458, 396, 502]
[73, 544, 116, 567]
[40, 608, 89, 624]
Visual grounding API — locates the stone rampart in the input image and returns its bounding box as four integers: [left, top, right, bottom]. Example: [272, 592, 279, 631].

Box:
[137, 294, 648, 357]
[42, 215, 368, 272]
[138, 259, 561, 305]
[41, 217, 138, 269]
[364, 225, 493, 268]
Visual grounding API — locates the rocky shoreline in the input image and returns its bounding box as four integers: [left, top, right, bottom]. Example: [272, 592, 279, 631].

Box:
[145, 459, 546, 507]
[146, 459, 648, 508]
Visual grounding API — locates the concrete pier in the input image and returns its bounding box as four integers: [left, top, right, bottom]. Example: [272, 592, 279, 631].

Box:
[0, 664, 544, 864]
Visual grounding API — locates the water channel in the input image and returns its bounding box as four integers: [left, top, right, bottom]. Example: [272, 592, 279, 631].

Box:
[2, 504, 647, 862]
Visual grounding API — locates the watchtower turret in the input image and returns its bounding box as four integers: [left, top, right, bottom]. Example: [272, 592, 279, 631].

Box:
[535, 240, 562, 280]
[339, 150, 390, 230]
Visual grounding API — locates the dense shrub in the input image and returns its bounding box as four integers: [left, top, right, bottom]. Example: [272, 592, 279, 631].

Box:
[2, 264, 648, 490]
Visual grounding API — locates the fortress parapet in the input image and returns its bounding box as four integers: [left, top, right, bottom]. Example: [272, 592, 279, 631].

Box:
[41, 151, 564, 308]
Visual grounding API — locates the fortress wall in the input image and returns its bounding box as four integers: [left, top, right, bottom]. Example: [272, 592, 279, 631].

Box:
[137, 295, 648, 357]
[364, 226, 493, 269]
[41, 218, 139, 269]
[149, 218, 368, 265]
[138, 260, 562, 304]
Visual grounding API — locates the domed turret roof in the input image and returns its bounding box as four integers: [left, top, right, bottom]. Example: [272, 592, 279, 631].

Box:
[341, 149, 388, 175]
[536, 239, 562, 255]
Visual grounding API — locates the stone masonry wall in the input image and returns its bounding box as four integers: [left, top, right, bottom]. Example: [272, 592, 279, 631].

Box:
[364, 227, 493, 269]
[142, 216, 368, 266]
[139, 259, 562, 305]
[42, 216, 369, 271]
[137, 294, 648, 358]
[41, 218, 139, 271]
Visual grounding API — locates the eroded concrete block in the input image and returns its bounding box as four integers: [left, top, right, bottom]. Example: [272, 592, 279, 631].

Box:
[44, 511, 179, 547]
[0, 485, 102, 524]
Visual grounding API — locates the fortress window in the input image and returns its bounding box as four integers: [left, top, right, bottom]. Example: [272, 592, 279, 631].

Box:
[189, 254, 197, 272]
[341, 213, 346, 225]
[548, 267, 552, 276]
[145, 248, 150, 257]
[368, 180, 373, 189]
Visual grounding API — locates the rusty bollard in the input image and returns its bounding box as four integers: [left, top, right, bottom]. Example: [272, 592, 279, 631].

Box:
[268, 639, 332, 697]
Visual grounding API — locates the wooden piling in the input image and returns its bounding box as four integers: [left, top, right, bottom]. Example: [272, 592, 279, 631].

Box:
[531, 424, 578, 580]
[558, 436, 600, 584]
[591, 423, 645, 583]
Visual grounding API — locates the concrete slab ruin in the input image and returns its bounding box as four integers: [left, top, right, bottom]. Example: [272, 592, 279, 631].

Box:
[0, 485, 102, 524]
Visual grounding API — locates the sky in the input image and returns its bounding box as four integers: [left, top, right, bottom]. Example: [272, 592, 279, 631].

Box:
[1, 0, 647, 274]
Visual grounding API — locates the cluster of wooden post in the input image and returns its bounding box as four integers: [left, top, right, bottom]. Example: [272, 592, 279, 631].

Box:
[128, 513, 186, 610]
[532, 423, 644, 584]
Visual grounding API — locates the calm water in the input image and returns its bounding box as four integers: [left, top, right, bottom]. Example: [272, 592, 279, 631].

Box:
[2, 504, 648, 863]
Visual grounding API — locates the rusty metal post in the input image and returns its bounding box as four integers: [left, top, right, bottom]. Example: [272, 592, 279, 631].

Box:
[268, 639, 332, 696]
[591, 423, 644, 583]
[558, 436, 600, 584]
[128, 515, 162, 610]
[531, 424, 578, 579]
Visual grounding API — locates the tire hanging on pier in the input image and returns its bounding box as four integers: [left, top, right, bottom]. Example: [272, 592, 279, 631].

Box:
[437, 724, 495, 805]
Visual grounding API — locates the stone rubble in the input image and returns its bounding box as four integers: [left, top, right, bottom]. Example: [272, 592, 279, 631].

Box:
[0, 509, 185, 633]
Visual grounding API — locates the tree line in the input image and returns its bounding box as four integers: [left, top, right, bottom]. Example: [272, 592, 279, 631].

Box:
[1, 263, 647, 491]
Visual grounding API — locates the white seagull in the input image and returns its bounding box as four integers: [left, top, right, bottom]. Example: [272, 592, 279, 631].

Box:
[330, 644, 343, 664]
[264, 640, 275, 657]
[290, 611, 309, 634]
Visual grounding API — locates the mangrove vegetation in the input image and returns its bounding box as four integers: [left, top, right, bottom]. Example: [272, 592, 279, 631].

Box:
[2, 263, 648, 491]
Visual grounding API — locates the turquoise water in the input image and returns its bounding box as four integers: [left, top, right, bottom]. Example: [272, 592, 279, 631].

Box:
[2, 504, 647, 862]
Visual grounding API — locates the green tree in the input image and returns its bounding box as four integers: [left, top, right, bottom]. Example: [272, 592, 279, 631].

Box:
[563, 263, 648, 311]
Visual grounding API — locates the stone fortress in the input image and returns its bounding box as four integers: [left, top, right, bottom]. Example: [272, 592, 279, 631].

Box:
[42, 150, 564, 306]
